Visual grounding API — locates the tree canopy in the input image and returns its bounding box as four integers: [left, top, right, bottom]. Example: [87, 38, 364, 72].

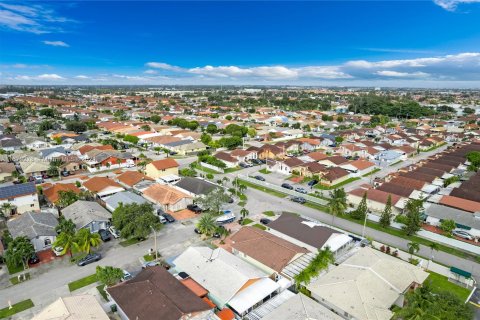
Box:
[112, 203, 162, 240]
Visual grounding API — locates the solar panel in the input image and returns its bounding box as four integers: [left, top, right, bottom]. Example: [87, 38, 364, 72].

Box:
[0, 182, 36, 200]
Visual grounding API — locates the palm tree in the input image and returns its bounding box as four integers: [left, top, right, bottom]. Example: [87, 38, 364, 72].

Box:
[238, 184, 247, 194]
[407, 241, 420, 259]
[49, 158, 65, 179]
[327, 188, 347, 225]
[55, 217, 76, 235]
[426, 243, 439, 270]
[53, 231, 79, 257]
[0, 203, 13, 221]
[196, 214, 217, 236]
[75, 229, 101, 254]
[240, 208, 249, 219]
[153, 147, 162, 155]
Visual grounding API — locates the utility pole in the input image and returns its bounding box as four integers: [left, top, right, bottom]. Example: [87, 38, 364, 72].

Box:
[361, 212, 368, 238]
[150, 226, 158, 261]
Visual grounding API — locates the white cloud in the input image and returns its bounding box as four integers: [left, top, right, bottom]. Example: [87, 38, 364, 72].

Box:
[43, 40, 69, 47]
[37, 73, 64, 80]
[433, 0, 480, 10]
[74, 75, 89, 79]
[0, 3, 71, 34]
[143, 69, 158, 74]
[145, 62, 182, 71]
[375, 70, 429, 78]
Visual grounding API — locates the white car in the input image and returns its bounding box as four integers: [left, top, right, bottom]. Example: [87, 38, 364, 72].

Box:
[452, 230, 474, 240]
[108, 226, 120, 239]
[53, 246, 65, 256]
[122, 270, 132, 281]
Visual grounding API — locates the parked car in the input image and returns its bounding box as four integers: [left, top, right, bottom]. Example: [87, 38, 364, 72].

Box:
[194, 228, 202, 234]
[162, 213, 176, 223]
[260, 218, 271, 225]
[98, 229, 112, 242]
[295, 187, 307, 194]
[187, 204, 202, 214]
[142, 261, 160, 269]
[159, 215, 167, 224]
[61, 171, 70, 177]
[53, 246, 65, 256]
[254, 175, 265, 181]
[307, 180, 318, 187]
[121, 270, 132, 281]
[213, 226, 226, 238]
[452, 230, 474, 240]
[28, 253, 40, 264]
[227, 197, 234, 203]
[77, 253, 102, 266]
[281, 183, 293, 190]
[251, 159, 263, 165]
[239, 162, 249, 168]
[291, 196, 306, 204]
[108, 226, 120, 239]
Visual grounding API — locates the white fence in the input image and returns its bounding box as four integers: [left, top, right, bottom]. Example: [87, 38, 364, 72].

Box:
[237, 174, 328, 206]
[200, 162, 225, 173]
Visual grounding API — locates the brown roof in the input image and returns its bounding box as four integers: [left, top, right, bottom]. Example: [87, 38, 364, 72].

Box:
[143, 184, 191, 205]
[323, 167, 349, 182]
[267, 212, 338, 249]
[450, 188, 480, 203]
[350, 188, 402, 205]
[283, 157, 304, 168]
[400, 171, 436, 183]
[107, 267, 211, 320]
[230, 226, 308, 272]
[376, 183, 414, 198]
[439, 195, 480, 213]
[307, 151, 328, 161]
[349, 159, 375, 170]
[117, 171, 153, 187]
[305, 162, 327, 173]
[389, 176, 426, 190]
[323, 156, 349, 165]
[78, 144, 114, 155]
[83, 177, 123, 193]
[149, 158, 179, 170]
[0, 162, 16, 174]
[43, 183, 81, 203]
[215, 152, 237, 163]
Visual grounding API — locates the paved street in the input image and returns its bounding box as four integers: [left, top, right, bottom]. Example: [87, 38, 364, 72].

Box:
[0, 221, 200, 313]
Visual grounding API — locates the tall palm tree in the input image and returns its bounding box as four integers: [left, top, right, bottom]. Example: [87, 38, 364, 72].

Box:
[426, 243, 439, 270]
[75, 229, 101, 254]
[53, 231, 79, 257]
[49, 158, 65, 179]
[196, 214, 217, 236]
[407, 241, 420, 260]
[327, 188, 347, 225]
[240, 208, 249, 219]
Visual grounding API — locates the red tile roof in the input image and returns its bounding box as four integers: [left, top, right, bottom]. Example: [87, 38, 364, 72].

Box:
[149, 158, 179, 170]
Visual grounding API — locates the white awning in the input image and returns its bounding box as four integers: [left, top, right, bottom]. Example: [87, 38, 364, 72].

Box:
[228, 278, 280, 315]
[324, 233, 353, 252]
[157, 174, 181, 183]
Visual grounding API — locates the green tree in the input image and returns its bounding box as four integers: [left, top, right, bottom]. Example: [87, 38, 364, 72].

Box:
[49, 158, 65, 179]
[196, 214, 217, 236]
[197, 188, 230, 214]
[112, 203, 162, 240]
[426, 243, 439, 271]
[466, 151, 480, 171]
[351, 192, 367, 220]
[247, 127, 256, 138]
[327, 188, 347, 225]
[150, 115, 161, 123]
[56, 190, 79, 208]
[379, 195, 393, 228]
[402, 199, 423, 236]
[96, 266, 124, 286]
[75, 229, 101, 254]
[66, 121, 87, 133]
[140, 124, 151, 131]
[53, 231, 79, 257]
[206, 124, 218, 134]
[294, 247, 334, 287]
[440, 219, 456, 236]
[240, 208, 249, 218]
[4, 236, 35, 270]
[407, 241, 420, 259]
[123, 135, 140, 145]
[55, 217, 76, 235]
[0, 202, 13, 220]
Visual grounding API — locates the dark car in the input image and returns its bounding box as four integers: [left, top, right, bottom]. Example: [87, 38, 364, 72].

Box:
[77, 253, 102, 266]
[254, 175, 265, 181]
[98, 229, 112, 242]
[260, 218, 271, 225]
[227, 197, 234, 203]
[28, 253, 40, 264]
[61, 171, 70, 177]
[281, 183, 293, 190]
[251, 159, 263, 165]
[194, 228, 202, 234]
[239, 162, 249, 168]
[213, 226, 226, 238]
[291, 196, 306, 204]
[162, 213, 176, 223]
[307, 180, 318, 187]
[187, 204, 202, 214]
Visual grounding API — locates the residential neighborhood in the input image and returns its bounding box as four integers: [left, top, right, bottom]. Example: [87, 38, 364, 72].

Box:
[0, 86, 479, 320]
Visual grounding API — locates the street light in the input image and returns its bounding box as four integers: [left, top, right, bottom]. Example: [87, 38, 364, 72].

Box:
[361, 211, 368, 238]
[150, 226, 158, 261]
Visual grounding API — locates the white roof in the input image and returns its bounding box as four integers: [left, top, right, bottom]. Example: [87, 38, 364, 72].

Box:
[173, 247, 268, 305]
[307, 247, 429, 320]
[228, 277, 280, 315]
[324, 233, 353, 252]
[32, 294, 109, 320]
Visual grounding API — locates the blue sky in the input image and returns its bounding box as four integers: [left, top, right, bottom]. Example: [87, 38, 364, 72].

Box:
[1, 1, 480, 87]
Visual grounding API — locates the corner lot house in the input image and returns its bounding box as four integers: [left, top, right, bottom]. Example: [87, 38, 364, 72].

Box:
[173, 246, 280, 316]
[145, 158, 179, 179]
[107, 266, 214, 320]
[7, 211, 58, 252]
[307, 247, 429, 320]
[61, 200, 111, 232]
[0, 182, 40, 215]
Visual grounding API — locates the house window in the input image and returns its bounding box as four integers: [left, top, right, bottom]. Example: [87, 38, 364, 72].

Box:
[31, 204, 35, 207]
[44, 238, 51, 246]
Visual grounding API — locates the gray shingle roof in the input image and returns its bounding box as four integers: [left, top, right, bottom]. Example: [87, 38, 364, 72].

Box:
[175, 177, 218, 196]
[104, 191, 147, 211]
[61, 200, 111, 229]
[7, 212, 58, 239]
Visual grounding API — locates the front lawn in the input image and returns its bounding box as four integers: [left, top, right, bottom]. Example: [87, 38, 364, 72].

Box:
[263, 211, 275, 217]
[119, 238, 145, 247]
[426, 271, 471, 302]
[258, 168, 271, 174]
[7, 263, 24, 275]
[389, 160, 403, 167]
[241, 218, 254, 225]
[237, 179, 287, 198]
[362, 168, 381, 177]
[314, 177, 360, 190]
[9, 273, 30, 285]
[68, 274, 98, 292]
[197, 165, 221, 175]
[224, 167, 240, 173]
[143, 254, 154, 262]
[96, 284, 109, 301]
[253, 223, 267, 230]
[0, 299, 34, 319]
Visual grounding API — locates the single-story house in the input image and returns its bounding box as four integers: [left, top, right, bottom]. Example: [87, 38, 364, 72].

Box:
[424, 202, 480, 237]
[321, 167, 350, 186]
[42, 183, 82, 205]
[104, 191, 148, 212]
[145, 158, 180, 180]
[61, 200, 111, 232]
[32, 295, 109, 320]
[174, 177, 219, 197]
[0, 162, 17, 182]
[7, 211, 58, 252]
[82, 176, 125, 198]
[340, 159, 376, 176]
[142, 183, 192, 212]
[348, 188, 403, 216]
[214, 152, 238, 168]
[116, 170, 153, 188]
